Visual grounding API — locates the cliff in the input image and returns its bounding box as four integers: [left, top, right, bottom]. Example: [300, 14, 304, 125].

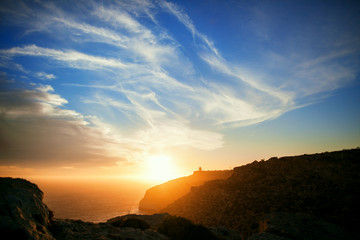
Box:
[0, 177, 239, 240]
[162, 149, 360, 239]
[2, 148, 359, 240]
[139, 170, 233, 213]
[0, 177, 55, 240]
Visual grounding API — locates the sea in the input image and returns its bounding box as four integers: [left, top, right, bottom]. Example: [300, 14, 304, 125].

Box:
[29, 177, 154, 223]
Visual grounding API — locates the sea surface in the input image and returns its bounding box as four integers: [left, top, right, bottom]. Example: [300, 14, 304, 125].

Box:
[30, 178, 154, 223]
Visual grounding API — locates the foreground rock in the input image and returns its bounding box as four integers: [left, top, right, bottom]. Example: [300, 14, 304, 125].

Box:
[249, 212, 352, 240]
[4, 148, 358, 240]
[51, 219, 167, 240]
[0, 177, 55, 240]
[0, 177, 241, 240]
[107, 214, 242, 240]
[0, 177, 170, 240]
[107, 213, 170, 229]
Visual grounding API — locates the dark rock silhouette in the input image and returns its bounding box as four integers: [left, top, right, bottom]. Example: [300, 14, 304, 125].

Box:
[2, 148, 359, 240]
[139, 169, 233, 213]
[50, 219, 168, 240]
[156, 215, 218, 240]
[0, 177, 55, 240]
[0, 177, 238, 240]
[162, 149, 360, 239]
[0, 177, 169, 240]
[249, 212, 352, 240]
[107, 213, 170, 229]
[109, 216, 151, 230]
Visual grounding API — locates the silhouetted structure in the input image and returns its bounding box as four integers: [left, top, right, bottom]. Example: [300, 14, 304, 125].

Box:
[139, 169, 233, 213]
[163, 148, 360, 239]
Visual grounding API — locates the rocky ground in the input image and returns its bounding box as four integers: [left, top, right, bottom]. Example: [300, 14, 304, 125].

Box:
[2, 149, 359, 240]
[162, 149, 360, 239]
[139, 170, 233, 213]
[0, 177, 55, 240]
[0, 177, 240, 240]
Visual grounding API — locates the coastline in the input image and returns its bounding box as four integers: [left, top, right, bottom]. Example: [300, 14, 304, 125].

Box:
[28, 177, 152, 222]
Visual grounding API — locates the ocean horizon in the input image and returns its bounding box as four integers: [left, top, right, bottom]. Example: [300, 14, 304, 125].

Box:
[30, 177, 154, 222]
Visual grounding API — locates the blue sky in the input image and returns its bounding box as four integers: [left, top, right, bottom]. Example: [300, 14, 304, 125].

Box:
[0, 0, 359, 179]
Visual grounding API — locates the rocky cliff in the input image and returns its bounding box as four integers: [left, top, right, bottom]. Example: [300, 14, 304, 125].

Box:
[0, 177, 239, 240]
[162, 149, 360, 239]
[139, 170, 233, 213]
[2, 148, 359, 240]
[0, 177, 55, 240]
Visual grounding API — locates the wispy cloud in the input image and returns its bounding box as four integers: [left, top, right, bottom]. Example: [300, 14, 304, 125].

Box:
[36, 72, 56, 80]
[0, 77, 224, 167]
[159, 1, 296, 126]
[159, 0, 220, 56]
[0, 0, 359, 169]
[81, 87, 224, 150]
[162, 0, 359, 125]
[53, 17, 129, 49]
[1, 45, 129, 70]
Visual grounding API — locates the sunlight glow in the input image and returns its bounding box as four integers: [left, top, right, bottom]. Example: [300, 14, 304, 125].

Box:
[145, 155, 177, 183]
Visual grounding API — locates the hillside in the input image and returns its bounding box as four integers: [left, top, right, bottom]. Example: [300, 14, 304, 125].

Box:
[162, 149, 360, 239]
[139, 169, 233, 213]
[2, 149, 359, 240]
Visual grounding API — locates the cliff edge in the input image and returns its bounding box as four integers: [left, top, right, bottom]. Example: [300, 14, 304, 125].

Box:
[163, 149, 360, 239]
[0, 177, 239, 240]
[139, 169, 233, 214]
[0, 178, 55, 240]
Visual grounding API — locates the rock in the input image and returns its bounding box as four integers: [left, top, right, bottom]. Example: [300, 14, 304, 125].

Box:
[162, 149, 360, 238]
[0, 177, 170, 240]
[51, 219, 168, 240]
[2, 177, 225, 240]
[139, 170, 233, 213]
[248, 232, 291, 240]
[4, 149, 358, 240]
[257, 212, 353, 240]
[156, 215, 219, 240]
[0, 177, 55, 240]
[107, 213, 170, 229]
[210, 226, 243, 240]
[109, 217, 151, 230]
[108, 214, 244, 240]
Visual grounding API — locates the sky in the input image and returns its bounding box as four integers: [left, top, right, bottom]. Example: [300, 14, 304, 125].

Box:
[0, 0, 359, 182]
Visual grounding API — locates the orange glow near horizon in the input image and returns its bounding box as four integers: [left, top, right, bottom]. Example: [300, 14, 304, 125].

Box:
[144, 155, 179, 183]
[0, 156, 188, 184]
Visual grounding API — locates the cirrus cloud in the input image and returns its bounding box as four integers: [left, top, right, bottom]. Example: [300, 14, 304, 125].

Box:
[0, 0, 359, 169]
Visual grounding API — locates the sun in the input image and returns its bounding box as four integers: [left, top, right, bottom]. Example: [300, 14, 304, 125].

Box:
[145, 155, 177, 183]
